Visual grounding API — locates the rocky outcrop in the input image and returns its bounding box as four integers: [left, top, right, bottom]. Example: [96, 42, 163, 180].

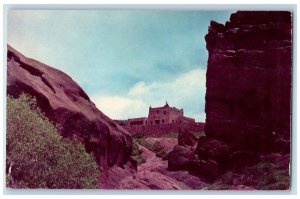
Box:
[194, 137, 232, 167]
[204, 11, 292, 153]
[145, 137, 178, 153]
[178, 130, 197, 147]
[117, 171, 190, 190]
[168, 145, 194, 171]
[173, 11, 293, 184]
[118, 143, 199, 189]
[7, 45, 133, 188]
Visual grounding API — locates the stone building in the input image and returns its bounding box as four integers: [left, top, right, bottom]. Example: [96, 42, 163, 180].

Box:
[127, 102, 196, 126]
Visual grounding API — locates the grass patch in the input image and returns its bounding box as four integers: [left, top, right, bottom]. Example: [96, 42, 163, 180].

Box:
[192, 131, 206, 138]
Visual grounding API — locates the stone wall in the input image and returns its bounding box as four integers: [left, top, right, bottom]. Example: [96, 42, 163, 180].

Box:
[124, 123, 205, 135]
[204, 11, 292, 152]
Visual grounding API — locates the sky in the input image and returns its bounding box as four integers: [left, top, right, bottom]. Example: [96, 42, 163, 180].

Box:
[7, 10, 232, 122]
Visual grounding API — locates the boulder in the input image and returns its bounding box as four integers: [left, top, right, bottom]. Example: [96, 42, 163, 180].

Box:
[177, 130, 197, 147]
[7, 45, 133, 187]
[189, 159, 221, 183]
[168, 145, 194, 171]
[194, 137, 232, 167]
[145, 137, 178, 153]
[228, 150, 258, 169]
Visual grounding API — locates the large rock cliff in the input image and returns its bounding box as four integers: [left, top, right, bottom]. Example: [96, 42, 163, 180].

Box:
[204, 11, 292, 153]
[7, 45, 133, 187]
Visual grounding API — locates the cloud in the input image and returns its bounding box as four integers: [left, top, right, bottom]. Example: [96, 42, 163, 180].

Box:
[91, 95, 148, 119]
[8, 11, 233, 122]
[91, 68, 206, 122]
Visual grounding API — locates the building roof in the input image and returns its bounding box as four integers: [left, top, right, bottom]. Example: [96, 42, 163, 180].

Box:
[150, 101, 181, 111]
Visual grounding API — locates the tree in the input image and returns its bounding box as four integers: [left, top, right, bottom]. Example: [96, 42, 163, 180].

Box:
[6, 94, 99, 188]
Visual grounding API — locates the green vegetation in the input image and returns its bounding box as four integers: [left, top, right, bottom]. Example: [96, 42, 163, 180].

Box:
[149, 132, 178, 138]
[241, 162, 290, 190]
[192, 131, 206, 139]
[6, 94, 99, 188]
[132, 135, 168, 159]
[197, 161, 290, 190]
[131, 139, 144, 166]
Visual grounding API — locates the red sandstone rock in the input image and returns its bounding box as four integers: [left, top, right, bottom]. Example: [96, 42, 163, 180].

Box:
[189, 159, 221, 183]
[204, 11, 292, 153]
[178, 130, 198, 147]
[117, 171, 191, 190]
[106, 161, 136, 188]
[194, 137, 232, 166]
[168, 145, 194, 171]
[190, 11, 292, 185]
[137, 144, 167, 172]
[145, 137, 178, 153]
[7, 45, 133, 187]
[229, 185, 256, 190]
[154, 166, 205, 189]
[118, 143, 194, 190]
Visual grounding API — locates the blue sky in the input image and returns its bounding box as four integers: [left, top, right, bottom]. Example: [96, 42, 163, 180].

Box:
[7, 10, 232, 122]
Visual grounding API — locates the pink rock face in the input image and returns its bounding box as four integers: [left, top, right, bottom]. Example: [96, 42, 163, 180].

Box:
[6, 45, 133, 182]
[124, 141, 205, 189]
[117, 171, 190, 190]
[229, 185, 256, 190]
[137, 144, 167, 172]
[118, 144, 189, 190]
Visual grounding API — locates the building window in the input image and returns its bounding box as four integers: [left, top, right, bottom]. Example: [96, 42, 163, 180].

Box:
[164, 111, 166, 115]
[151, 121, 153, 125]
[156, 110, 159, 114]
[155, 120, 160, 124]
[162, 119, 164, 124]
[172, 120, 174, 123]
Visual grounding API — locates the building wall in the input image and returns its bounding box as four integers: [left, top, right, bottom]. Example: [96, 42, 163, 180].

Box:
[124, 102, 202, 135]
[124, 122, 205, 135]
[148, 107, 170, 125]
[147, 106, 183, 125]
[128, 117, 148, 126]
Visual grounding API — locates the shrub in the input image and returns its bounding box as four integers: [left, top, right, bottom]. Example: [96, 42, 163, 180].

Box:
[131, 140, 144, 166]
[6, 94, 99, 188]
[151, 142, 168, 159]
[192, 131, 206, 138]
[133, 136, 167, 159]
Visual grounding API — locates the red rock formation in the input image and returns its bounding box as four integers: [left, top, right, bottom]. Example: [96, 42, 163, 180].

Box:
[7, 45, 133, 188]
[204, 11, 292, 153]
[177, 129, 198, 147]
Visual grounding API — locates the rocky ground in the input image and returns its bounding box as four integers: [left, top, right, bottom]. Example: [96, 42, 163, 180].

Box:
[117, 136, 205, 190]
[111, 132, 290, 190]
